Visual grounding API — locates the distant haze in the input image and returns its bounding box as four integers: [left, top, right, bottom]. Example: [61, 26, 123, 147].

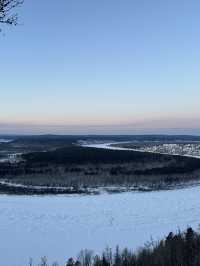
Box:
[1, 118, 200, 135]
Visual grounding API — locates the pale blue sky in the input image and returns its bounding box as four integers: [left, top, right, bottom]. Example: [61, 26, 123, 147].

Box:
[0, 0, 200, 134]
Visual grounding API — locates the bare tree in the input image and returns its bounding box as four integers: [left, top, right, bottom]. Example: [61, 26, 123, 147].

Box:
[52, 262, 59, 266]
[0, 0, 23, 27]
[39, 256, 48, 266]
[29, 257, 33, 266]
[77, 250, 94, 266]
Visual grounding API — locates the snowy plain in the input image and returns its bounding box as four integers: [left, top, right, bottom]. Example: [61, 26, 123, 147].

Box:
[1, 186, 200, 266]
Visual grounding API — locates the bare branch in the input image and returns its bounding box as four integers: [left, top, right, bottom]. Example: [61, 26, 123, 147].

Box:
[0, 0, 23, 27]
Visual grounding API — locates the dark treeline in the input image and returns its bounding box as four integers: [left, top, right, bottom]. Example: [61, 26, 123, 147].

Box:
[2, 136, 200, 191]
[22, 146, 200, 176]
[35, 227, 200, 266]
[1, 146, 200, 191]
[23, 146, 200, 167]
[12, 134, 200, 142]
[23, 146, 174, 164]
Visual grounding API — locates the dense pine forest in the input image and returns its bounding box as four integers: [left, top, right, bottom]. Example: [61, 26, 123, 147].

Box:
[35, 227, 200, 266]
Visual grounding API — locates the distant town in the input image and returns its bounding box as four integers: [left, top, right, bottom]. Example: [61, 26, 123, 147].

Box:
[133, 143, 200, 158]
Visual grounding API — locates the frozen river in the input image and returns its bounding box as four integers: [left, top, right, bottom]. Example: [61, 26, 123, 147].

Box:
[1, 185, 200, 266]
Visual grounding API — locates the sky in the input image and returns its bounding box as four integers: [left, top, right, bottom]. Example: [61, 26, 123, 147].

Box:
[0, 0, 200, 135]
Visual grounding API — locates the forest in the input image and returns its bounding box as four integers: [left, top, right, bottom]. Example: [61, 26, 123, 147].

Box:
[34, 227, 200, 266]
[1, 135, 200, 193]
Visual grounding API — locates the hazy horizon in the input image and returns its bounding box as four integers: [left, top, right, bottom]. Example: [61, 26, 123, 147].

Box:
[1, 117, 200, 135]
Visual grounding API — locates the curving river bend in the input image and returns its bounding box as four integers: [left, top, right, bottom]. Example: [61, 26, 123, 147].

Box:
[1, 142, 200, 266]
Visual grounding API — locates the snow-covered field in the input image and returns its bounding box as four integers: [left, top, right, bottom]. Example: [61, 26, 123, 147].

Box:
[1, 186, 200, 266]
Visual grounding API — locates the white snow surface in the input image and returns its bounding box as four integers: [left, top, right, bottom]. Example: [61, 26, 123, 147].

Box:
[0, 139, 13, 143]
[1, 186, 200, 266]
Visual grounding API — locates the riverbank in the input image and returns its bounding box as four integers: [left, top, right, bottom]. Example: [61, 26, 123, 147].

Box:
[1, 179, 200, 195]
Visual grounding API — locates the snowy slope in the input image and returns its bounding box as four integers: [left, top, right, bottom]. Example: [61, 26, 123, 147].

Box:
[0, 186, 200, 266]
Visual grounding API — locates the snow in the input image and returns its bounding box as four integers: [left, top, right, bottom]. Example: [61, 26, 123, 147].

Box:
[81, 142, 134, 151]
[1, 186, 200, 266]
[0, 139, 13, 143]
[0, 180, 74, 190]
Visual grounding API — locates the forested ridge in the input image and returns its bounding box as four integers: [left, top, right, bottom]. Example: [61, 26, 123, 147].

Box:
[0, 145, 200, 191]
[1, 136, 200, 192]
